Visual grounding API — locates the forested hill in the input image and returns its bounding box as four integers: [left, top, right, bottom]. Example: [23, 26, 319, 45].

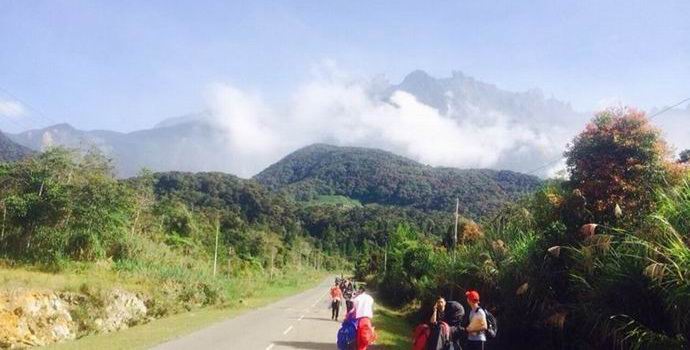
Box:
[254, 144, 541, 217]
[150, 171, 301, 233]
[0, 131, 33, 162]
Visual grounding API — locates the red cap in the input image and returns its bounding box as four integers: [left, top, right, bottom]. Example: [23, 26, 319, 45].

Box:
[465, 290, 480, 302]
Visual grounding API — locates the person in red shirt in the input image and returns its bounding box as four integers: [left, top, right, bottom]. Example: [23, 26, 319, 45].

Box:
[330, 282, 343, 321]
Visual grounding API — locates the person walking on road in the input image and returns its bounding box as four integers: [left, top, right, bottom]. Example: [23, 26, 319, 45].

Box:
[352, 285, 377, 350]
[465, 290, 487, 350]
[330, 282, 343, 321]
[343, 280, 355, 313]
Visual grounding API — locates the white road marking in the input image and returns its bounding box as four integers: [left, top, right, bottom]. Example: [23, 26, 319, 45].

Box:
[265, 344, 274, 350]
[298, 315, 305, 321]
[312, 292, 328, 308]
[283, 325, 294, 335]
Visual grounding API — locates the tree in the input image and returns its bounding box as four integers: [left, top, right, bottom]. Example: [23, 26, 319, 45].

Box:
[565, 107, 672, 225]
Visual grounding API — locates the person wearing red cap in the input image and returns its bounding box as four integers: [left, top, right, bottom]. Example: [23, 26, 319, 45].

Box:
[465, 290, 487, 350]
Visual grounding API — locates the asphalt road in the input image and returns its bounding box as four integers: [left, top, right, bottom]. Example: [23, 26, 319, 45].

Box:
[151, 277, 348, 350]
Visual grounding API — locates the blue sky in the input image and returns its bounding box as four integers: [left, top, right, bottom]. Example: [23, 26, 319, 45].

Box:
[0, 0, 688, 132]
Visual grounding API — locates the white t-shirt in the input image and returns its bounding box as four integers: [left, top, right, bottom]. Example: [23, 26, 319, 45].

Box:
[352, 292, 374, 319]
[468, 307, 487, 342]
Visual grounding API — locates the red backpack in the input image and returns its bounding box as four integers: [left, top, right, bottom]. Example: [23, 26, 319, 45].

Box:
[412, 324, 431, 350]
[412, 322, 451, 350]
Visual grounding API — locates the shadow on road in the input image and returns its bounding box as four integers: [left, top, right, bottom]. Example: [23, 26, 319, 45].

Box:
[272, 341, 333, 349]
[300, 317, 336, 322]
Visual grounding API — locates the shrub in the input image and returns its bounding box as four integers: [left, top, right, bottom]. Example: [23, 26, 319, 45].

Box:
[565, 107, 673, 226]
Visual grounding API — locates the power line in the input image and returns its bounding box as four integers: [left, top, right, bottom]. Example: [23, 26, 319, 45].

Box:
[522, 96, 690, 176]
[525, 157, 563, 175]
[648, 97, 690, 120]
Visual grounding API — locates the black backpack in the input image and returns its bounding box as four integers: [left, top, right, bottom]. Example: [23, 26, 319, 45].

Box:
[479, 307, 498, 339]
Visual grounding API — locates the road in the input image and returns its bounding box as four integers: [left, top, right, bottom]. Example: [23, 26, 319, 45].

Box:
[151, 277, 347, 350]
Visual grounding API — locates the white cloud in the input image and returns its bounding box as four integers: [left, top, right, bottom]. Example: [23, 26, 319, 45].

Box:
[0, 99, 25, 118]
[205, 65, 577, 178]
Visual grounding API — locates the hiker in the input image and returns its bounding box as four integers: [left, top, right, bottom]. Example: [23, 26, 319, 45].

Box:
[465, 290, 487, 350]
[425, 297, 450, 350]
[352, 285, 377, 350]
[343, 280, 355, 313]
[414, 297, 465, 350]
[330, 281, 343, 321]
[443, 300, 465, 350]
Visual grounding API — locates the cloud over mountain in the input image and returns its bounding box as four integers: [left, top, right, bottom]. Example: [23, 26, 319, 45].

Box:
[207, 67, 588, 177]
[8, 67, 686, 178]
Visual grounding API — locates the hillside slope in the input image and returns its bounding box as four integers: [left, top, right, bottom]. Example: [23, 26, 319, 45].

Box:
[0, 130, 33, 162]
[254, 144, 541, 217]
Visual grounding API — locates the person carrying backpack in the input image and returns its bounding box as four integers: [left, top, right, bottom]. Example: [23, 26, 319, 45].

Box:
[337, 312, 358, 350]
[343, 280, 355, 313]
[330, 282, 344, 321]
[426, 297, 451, 350]
[413, 297, 464, 350]
[465, 290, 486, 350]
[442, 300, 465, 350]
[352, 285, 377, 350]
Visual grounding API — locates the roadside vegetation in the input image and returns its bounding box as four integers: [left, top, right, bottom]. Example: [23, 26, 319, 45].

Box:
[358, 107, 690, 350]
[0, 149, 339, 345]
[42, 269, 324, 350]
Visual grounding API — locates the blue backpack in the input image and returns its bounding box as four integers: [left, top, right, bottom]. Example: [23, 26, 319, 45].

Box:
[337, 318, 358, 350]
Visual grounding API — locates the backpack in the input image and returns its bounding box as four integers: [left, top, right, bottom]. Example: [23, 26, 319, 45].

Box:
[412, 322, 451, 350]
[337, 318, 358, 350]
[357, 318, 377, 347]
[412, 324, 430, 350]
[479, 307, 498, 339]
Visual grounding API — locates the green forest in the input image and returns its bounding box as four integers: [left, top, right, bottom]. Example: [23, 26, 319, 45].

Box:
[254, 143, 541, 217]
[357, 107, 690, 349]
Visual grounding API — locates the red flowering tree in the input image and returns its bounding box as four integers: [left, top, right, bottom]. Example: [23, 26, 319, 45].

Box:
[564, 107, 672, 225]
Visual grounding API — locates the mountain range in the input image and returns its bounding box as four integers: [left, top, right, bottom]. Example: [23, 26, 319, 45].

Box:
[7, 119, 233, 177]
[5, 70, 591, 177]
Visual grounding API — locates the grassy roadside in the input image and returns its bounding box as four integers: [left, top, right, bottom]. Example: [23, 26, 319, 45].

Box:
[24, 268, 327, 350]
[374, 301, 413, 350]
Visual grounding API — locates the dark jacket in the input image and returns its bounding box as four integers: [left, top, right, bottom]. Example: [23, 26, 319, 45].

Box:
[443, 301, 465, 350]
[426, 301, 465, 350]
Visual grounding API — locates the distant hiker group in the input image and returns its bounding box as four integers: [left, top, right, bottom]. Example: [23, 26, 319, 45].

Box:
[414, 290, 497, 350]
[330, 277, 355, 321]
[334, 277, 378, 350]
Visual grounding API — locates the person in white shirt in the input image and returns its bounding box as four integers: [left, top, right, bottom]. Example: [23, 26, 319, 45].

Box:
[352, 286, 374, 319]
[465, 290, 487, 350]
[351, 285, 376, 350]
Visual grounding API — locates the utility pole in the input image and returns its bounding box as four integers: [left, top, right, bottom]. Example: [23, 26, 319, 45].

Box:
[1, 204, 6, 241]
[383, 243, 388, 274]
[213, 217, 220, 278]
[453, 198, 459, 248]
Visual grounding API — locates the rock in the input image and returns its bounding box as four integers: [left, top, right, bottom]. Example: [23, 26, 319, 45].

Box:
[93, 289, 147, 333]
[0, 289, 76, 348]
[0, 287, 148, 348]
